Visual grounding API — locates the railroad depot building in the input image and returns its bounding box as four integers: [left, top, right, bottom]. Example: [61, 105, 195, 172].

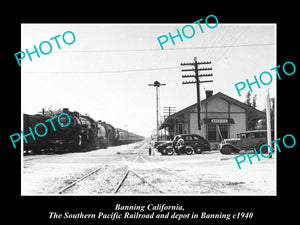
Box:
[159, 91, 266, 149]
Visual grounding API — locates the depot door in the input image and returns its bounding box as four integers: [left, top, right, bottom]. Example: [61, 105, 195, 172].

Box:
[207, 124, 229, 142]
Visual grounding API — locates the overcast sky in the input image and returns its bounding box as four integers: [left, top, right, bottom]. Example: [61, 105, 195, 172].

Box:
[21, 23, 276, 137]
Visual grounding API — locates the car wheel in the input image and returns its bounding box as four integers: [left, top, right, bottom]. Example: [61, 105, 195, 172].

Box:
[166, 147, 174, 155]
[194, 146, 203, 154]
[220, 145, 233, 154]
[257, 143, 268, 154]
[185, 146, 194, 155]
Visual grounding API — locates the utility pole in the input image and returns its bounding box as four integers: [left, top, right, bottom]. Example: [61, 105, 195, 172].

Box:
[148, 81, 166, 141]
[181, 57, 213, 134]
[266, 89, 272, 158]
[163, 106, 176, 117]
[163, 106, 176, 140]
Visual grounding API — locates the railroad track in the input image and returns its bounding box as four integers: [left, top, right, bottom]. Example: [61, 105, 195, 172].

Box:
[56, 159, 117, 194]
[56, 141, 165, 195]
[24, 140, 147, 162]
[54, 140, 226, 195]
[113, 154, 165, 194]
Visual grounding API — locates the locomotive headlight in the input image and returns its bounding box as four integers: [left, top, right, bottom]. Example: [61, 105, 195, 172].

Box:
[57, 113, 71, 127]
[59, 117, 69, 126]
[56, 113, 72, 135]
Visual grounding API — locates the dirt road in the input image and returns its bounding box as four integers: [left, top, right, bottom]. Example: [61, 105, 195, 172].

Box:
[22, 141, 276, 195]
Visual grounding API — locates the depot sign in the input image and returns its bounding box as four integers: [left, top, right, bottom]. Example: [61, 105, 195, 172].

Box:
[210, 119, 228, 124]
[203, 118, 234, 124]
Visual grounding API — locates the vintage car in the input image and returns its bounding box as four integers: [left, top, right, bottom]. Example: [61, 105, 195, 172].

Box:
[220, 130, 271, 154]
[156, 140, 173, 155]
[156, 134, 211, 155]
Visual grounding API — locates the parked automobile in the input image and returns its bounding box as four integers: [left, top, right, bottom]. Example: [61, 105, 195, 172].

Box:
[156, 134, 211, 155]
[168, 141, 194, 155]
[220, 130, 270, 154]
[156, 141, 174, 155]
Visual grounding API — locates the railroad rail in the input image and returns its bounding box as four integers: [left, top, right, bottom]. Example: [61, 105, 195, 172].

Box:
[39, 140, 226, 195]
[56, 159, 116, 194]
[55, 141, 165, 194]
[114, 153, 165, 194]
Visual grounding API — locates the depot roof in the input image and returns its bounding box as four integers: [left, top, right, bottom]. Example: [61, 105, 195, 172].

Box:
[160, 92, 266, 129]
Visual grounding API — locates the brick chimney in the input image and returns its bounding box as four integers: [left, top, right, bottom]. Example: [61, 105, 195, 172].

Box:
[206, 90, 213, 99]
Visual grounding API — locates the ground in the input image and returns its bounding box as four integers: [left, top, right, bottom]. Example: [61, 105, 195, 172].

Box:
[22, 141, 276, 195]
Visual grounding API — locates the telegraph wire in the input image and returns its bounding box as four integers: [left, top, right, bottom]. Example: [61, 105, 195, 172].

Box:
[22, 66, 182, 74]
[23, 42, 273, 74]
[212, 27, 250, 66]
[203, 26, 239, 61]
[56, 43, 274, 53]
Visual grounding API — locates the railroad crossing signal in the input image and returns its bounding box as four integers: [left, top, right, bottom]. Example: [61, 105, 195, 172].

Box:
[148, 81, 166, 141]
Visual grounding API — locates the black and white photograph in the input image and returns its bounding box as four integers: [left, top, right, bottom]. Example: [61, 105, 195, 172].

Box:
[5, 9, 298, 225]
[20, 23, 277, 196]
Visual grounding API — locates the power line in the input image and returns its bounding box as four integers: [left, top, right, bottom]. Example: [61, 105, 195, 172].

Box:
[22, 66, 181, 74]
[56, 43, 274, 53]
[23, 42, 273, 75]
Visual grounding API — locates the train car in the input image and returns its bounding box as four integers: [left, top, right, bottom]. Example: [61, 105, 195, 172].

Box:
[130, 133, 144, 142]
[96, 121, 108, 148]
[116, 128, 131, 145]
[23, 114, 53, 153]
[115, 128, 145, 145]
[132, 133, 145, 142]
[100, 121, 118, 146]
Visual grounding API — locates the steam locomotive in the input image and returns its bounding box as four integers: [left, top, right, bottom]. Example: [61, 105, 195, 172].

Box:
[23, 108, 144, 153]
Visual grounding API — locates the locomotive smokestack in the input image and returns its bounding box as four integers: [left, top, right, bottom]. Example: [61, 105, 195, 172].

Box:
[63, 108, 69, 113]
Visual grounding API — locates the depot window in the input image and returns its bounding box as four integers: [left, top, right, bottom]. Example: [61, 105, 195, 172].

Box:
[178, 123, 183, 134]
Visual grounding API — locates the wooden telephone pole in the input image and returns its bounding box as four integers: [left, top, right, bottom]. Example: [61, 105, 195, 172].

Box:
[163, 106, 176, 117]
[181, 57, 213, 133]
